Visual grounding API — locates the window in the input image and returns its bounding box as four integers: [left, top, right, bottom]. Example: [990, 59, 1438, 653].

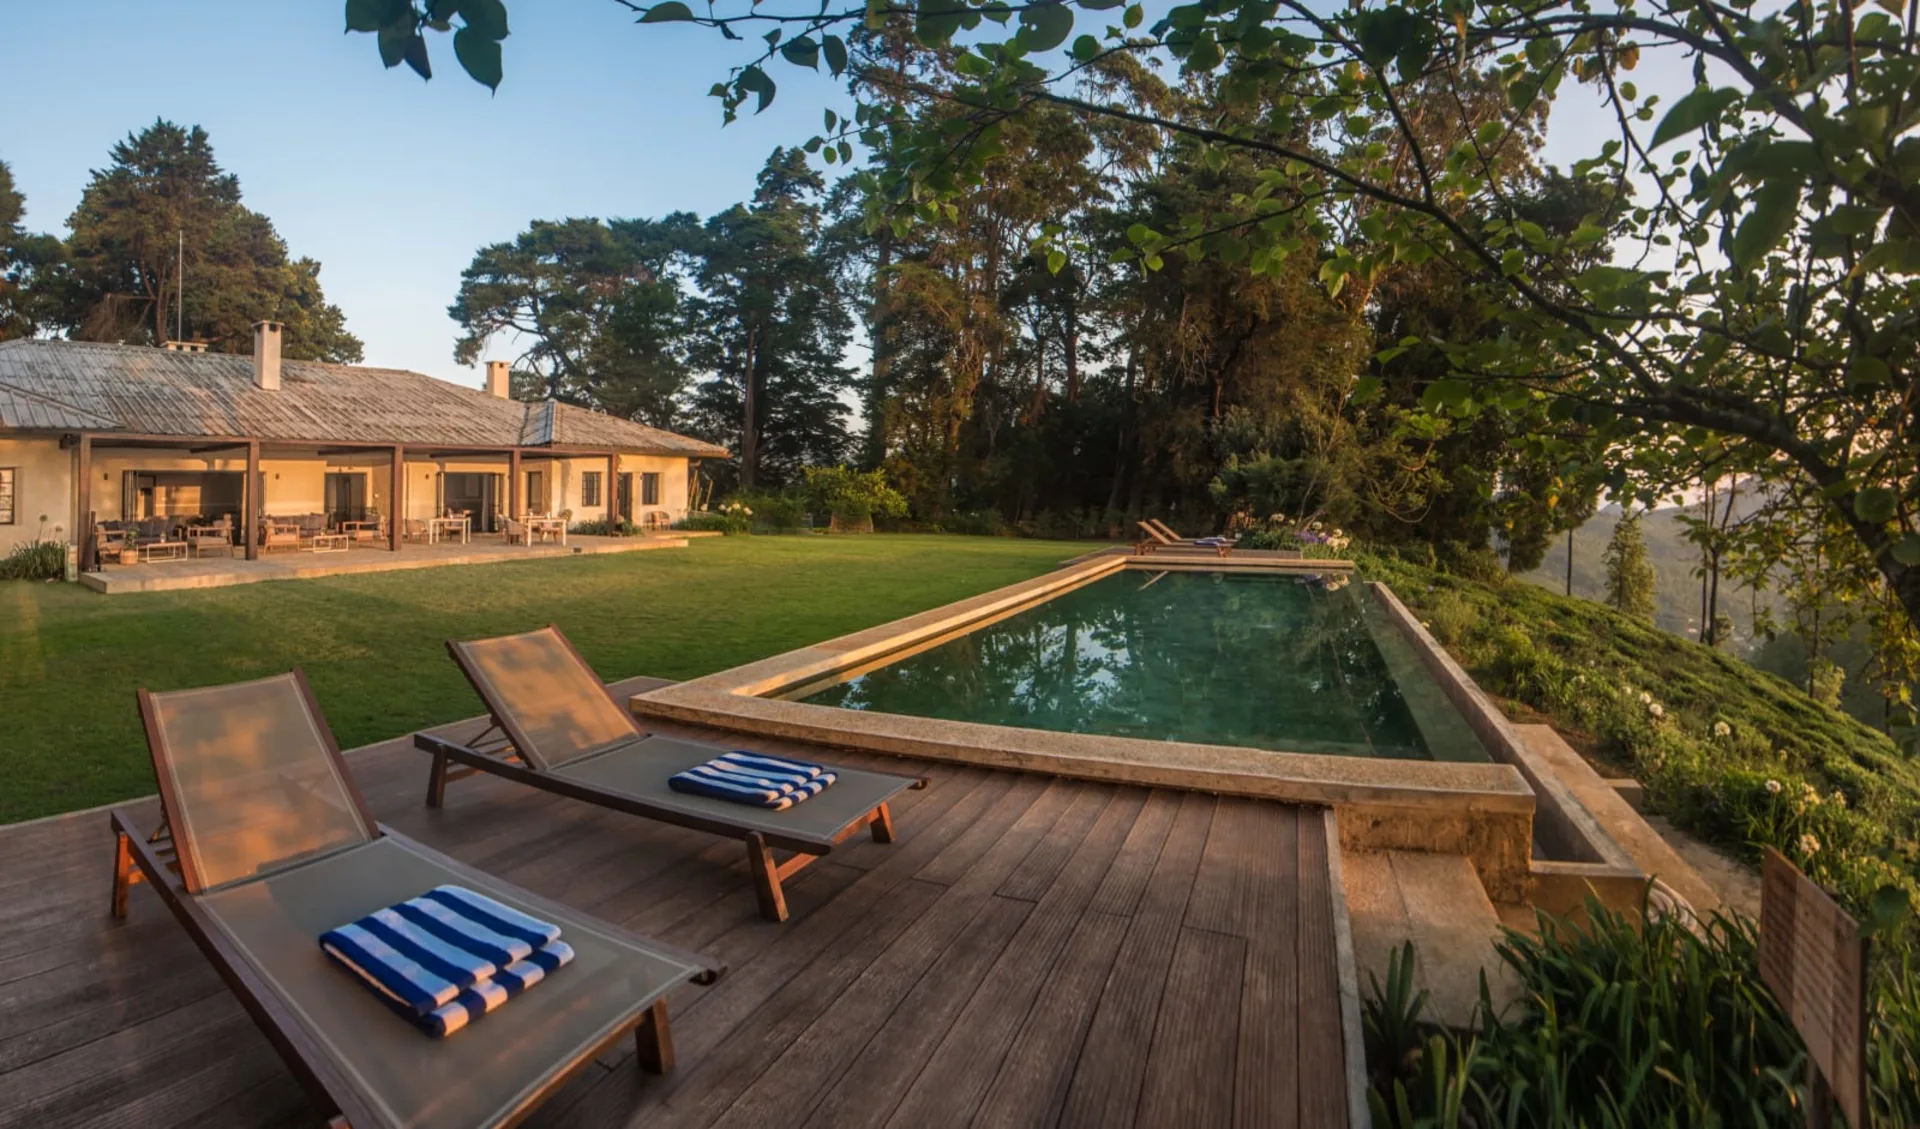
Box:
[580, 471, 602, 507]
[0, 467, 13, 524]
[525, 470, 548, 513]
[640, 472, 661, 506]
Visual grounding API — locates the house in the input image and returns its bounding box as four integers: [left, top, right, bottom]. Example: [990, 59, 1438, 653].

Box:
[0, 323, 728, 567]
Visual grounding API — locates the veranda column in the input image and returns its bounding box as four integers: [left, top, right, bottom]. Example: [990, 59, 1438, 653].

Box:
[244, 439, 260, 561]
[389, 445, 405, 552]
[509, 448, 521, 520]
[75, 434, 93, 571]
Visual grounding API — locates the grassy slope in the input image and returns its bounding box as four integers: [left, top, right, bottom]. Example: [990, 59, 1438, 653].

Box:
[0, 535, 1084, 823]
[1368, 551, 1920, 904]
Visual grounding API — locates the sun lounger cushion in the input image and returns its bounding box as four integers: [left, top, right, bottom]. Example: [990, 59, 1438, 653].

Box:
[320, 885, 573, 1035]
[667, 751, 838, 811]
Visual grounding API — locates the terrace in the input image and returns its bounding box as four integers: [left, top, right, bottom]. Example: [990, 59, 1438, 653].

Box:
[0, 677, 1365, 1129]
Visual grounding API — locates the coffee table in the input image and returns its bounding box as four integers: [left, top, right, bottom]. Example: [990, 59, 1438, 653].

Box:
[309, 533, 350, 554]
[139, 541, 189, 563]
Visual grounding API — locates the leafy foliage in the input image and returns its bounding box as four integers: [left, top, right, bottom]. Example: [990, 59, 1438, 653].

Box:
[49, 121, 361, 361]
[0, 160, 63, 342]
[0, 539, 66, 581]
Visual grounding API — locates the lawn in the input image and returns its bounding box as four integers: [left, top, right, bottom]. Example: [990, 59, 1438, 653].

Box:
[0, 534, 1086, 824]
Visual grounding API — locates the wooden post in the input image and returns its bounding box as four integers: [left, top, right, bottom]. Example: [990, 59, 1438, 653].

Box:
[508, 448, 521, 521]
[607, 452, 618, 527]
[244, 439, 260, 561]
[75, 434, 93, 571]
[389, 445, 404, 552]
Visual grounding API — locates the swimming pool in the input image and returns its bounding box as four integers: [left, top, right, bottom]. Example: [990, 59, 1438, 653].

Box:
[785, 569, 1489, 762]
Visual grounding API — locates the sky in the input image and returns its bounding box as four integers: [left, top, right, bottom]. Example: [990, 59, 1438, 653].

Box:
[0, 0, 854, 390]
[1, 2, 1695, 394]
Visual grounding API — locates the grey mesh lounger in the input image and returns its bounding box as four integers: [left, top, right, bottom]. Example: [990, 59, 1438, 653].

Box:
[414, 626, 926, 922]
[108, 670, 722, 1129]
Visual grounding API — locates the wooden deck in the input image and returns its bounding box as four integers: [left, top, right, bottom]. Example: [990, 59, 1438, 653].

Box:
[0, 687, 1359, 1128]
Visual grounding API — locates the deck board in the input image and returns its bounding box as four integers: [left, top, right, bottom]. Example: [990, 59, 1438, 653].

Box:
[0, 705, 1354, 1129]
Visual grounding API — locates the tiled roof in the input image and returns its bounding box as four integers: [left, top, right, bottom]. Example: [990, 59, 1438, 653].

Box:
[0, 339, 729, 458]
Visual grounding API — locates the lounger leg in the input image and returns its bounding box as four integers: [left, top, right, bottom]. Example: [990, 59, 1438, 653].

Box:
[425, 748, 448, 809]
[111, 831, 134, 919]
[745, 833, 789, 923]
[869, 803, 896, 844]
[635, 998, 675, 1074]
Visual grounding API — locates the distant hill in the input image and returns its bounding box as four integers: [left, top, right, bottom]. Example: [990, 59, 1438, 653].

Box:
[1518, 486, 1775, 651]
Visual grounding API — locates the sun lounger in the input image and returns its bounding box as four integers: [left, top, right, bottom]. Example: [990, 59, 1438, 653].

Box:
[109, 670, 722, 1129]
[415, 626, 926, 922]
[1139, 518, 1236, 556]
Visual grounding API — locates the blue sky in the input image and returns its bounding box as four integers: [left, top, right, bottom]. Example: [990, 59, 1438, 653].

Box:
[0, 1, 852, 388]
[2, 2, 1689, 392]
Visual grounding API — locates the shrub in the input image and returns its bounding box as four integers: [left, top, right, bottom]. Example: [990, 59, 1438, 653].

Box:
[1422, 590, 1479, 646]
[1366, 898, 1863, 1127]
[0, 539, 66, 581]
[1238, 527, 1303, 552]
[567, 518, 637, 536]
[802, 466, 907, 527]
[938, 509, 1010, 537]
[737, 490, 812, 533]
[677, 511, 750, 535]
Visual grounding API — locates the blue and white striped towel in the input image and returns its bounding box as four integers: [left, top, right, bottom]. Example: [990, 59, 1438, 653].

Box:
[667, 750, 837, 811]
[319, 885, 571, 1035]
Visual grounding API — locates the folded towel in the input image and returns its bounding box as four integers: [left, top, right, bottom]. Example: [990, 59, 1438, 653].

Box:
[668, 750, 837, 811]
[328, 938, 574, 1037]
[319, 885, 562, 1015]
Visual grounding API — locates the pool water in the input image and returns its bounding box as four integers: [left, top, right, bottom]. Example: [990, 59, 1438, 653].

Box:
[793, 570, 1489, 762]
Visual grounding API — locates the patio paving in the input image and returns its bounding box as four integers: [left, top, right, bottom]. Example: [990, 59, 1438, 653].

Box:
[0, 678, 1361, 1128]
[76, 534, 692, 594]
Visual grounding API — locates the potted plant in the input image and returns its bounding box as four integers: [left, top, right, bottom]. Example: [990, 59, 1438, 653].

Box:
[117, 529, 140, 565]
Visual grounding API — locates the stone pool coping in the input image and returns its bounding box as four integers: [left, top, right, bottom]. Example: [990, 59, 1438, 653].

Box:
[632, 553, 1544, 898]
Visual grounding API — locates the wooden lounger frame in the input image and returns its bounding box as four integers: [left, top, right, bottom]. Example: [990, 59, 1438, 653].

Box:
[419, 630, 926, 923]
[111, 669, 722, 1129]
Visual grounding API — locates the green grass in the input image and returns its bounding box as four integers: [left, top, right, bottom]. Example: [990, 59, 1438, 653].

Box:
[0, 534, 1085, 823]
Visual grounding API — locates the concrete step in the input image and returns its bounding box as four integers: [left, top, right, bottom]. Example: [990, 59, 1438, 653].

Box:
[1341, 849, 1521, 1029]
[1514, 724, 1724, 917]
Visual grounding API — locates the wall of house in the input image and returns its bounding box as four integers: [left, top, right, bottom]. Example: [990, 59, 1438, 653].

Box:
[0, 436, 77, 556]
[84, 450, 396, 521]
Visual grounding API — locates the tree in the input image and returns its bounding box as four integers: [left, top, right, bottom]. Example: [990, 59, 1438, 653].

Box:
[0, 160, 63, 342]
[686, 149, 854, 488]
[1603, 513, 1657, 624]
[55, 121, 360, 361]
[448, 214, 700, 423]
[365, 0, 1913, 637]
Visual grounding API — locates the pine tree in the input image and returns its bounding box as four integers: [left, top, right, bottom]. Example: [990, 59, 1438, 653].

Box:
[1603, 514, 1657, 623]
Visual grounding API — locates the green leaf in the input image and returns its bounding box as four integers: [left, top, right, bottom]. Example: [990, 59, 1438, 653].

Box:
[345, 0, 395, 33]
[1730, 180, 1799, 271]
[1046, 249, 1068, 274]
[1352, 6, 1418, 70]
[639, 2, 693, 22]
[452, 26, 501, 88]
[1893, 534, 1920, 566]
[737, 64, 776, 112]
[1847, 356, 1890, 386]
[1079, 0, 1125, 8]
[1514, 220, 1548, 245]
[781, 36, 820, 68]
[917, 1, 969, 44]
[1650, 85, 1737, 150]
[1854, 486, 1899, 524]
[1352, 374, 1382, 404]
[377, 20, 412, 67]
[457, 0, 509, 39]
[1123, 3, 1143, 28]
[402, 31, 432, 79]
[1423, 378, 1471, 411]
[1071, 34, 1100, 62]
[1017, 2, 1075, 52]
[822, 34, 848, 75]
[428, 0, 461, 20]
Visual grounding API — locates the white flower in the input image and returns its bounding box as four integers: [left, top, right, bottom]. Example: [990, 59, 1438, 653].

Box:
[1648, 703, 1665, 719]
[1765, 779, 1783, 795]
[1638, 691, 1653, 705]
[1831, 791, 1847, 809]
[1309, 520, 1324, 531]
[1798, 833, 1821, 857]
[1802, 783, 1821, 806]
[1712, 721, 1732, 738]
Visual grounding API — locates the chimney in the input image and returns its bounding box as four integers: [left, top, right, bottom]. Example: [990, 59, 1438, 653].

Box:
[485, 360, 511, 399]
[162, 340, 207, 353]
[252, 321, 283, 391]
